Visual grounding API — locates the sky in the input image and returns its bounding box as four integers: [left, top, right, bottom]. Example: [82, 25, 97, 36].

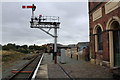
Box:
[1, 2, 89, 46]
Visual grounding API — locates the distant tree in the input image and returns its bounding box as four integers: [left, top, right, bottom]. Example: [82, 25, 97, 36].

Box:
[0, 44, 2, 50]
[29, 45, 46, 51]
[16, 45, 21, 49]
[7, 43, 16, 50]
[29, 45, 35, 50]
[2, 43, 47, 53]
[2, 45, 8, 50]
[2, 43, 16, 51]
[21, 45, 28, 50]
[18, 49, 29, 54]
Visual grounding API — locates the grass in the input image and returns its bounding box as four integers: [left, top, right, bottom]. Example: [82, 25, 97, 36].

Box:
[2, 50, 38, 69]
[2, 50, 38, 64]
[2, 50, 25, 62]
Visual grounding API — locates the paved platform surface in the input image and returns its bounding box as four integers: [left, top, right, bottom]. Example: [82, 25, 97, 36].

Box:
[35, 53, 113, 79]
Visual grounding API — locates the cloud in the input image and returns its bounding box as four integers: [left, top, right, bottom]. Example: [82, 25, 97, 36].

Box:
[2, 2, 89, 45]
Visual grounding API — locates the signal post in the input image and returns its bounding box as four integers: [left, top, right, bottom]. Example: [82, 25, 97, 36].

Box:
[22, 4, 60, 64]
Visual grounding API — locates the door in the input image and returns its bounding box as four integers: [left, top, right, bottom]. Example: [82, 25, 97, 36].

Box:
[113, 30, 120, 67]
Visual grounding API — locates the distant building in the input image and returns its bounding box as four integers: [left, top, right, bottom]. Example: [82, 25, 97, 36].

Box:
[76, 42, 89, 60]
[46, 43, 63, 53]
[63, 43, 89, 60]
[89, 1, 120, 67]
[77, 42, 89, 52]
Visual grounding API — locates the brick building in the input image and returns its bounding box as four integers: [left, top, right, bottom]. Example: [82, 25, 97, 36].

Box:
[89, 1, 120, 67]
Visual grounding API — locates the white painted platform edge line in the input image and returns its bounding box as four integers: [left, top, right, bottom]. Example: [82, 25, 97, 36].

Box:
[31, 53, 44, 80]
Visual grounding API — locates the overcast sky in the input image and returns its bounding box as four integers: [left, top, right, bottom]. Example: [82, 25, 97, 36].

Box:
[2, 2, 89, 45]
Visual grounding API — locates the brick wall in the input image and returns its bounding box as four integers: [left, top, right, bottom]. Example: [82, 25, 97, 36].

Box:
[89, 2, 120, 64]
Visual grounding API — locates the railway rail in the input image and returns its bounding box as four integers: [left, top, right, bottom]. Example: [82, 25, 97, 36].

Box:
[3, 53, 74, 80]
[7, 53, 44, 80]
[57, 64, 74, 80]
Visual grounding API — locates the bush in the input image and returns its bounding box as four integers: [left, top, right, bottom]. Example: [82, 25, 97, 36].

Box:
[2, 50, 25, 62]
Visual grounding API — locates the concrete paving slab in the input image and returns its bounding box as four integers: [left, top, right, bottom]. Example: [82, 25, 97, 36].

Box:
[35, 53, 113, 79]
[36, 64, 48, 78]
[48, 64, 68, 78]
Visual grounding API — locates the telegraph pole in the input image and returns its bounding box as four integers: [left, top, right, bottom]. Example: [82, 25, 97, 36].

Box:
[22, 4, 60, 64]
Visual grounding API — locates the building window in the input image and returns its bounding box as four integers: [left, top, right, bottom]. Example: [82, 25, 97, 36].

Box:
[97, 27, 103, 51]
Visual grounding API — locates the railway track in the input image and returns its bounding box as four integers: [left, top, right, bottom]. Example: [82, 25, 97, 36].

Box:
[57, 64, 74, 80]
[4, 53, 73, 80]
[7, 53, 44, 80]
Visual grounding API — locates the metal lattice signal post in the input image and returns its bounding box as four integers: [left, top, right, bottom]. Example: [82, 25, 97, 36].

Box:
[30, 16, 60, 64]
[22, 4, 60, 64]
